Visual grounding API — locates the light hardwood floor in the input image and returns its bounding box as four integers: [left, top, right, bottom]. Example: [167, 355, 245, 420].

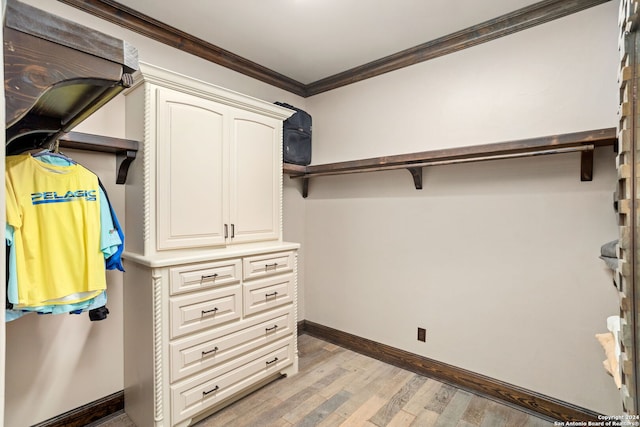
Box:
[94, 334, 554, 427]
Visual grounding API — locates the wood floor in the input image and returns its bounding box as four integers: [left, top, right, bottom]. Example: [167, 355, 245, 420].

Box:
[94, 334, 554, 427]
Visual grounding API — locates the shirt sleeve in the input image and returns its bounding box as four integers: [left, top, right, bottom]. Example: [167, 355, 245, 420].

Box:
[99, 187, 122, 257]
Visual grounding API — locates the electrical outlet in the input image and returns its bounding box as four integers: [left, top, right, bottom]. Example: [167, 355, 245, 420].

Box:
[417, 327, 426, 342]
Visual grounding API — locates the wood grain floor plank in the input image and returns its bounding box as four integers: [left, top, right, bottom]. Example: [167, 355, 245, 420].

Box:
[343, 359, 399, 394]
[295, 390, 352, 427]
[317, 363, 366, 399]
[402, 378, 444, 416]
[334, 364, 401, 419]
[282, 394, 329, 425]
[479, 401, 508, 427]
[338, 395, 388, 427]
[460, 394, 489, 425]
[369, 374, 428, 426]
[315, 411, 346, 427]
[433, 390, 473, 427]
[456, 420, 478, 427]
[409, 407, 440, 426]
[250, 386, 318, 426]
[386, 409, 417, 427]
[278, 349, 356, 401]
[502, 405, 531, 427]
[424, 383, 458, 413]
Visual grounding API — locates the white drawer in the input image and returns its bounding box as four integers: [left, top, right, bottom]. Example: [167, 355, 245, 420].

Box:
[170, 259, 241, 296]
[243, 273, 294, 317]
[171, 339, 293, 425]
[169, 306, 294, 382]
[243, 251, 294, 280]
[170, 286, 241, 338]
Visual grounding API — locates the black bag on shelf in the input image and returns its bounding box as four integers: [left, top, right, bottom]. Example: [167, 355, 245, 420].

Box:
[275, 102, 312, 165]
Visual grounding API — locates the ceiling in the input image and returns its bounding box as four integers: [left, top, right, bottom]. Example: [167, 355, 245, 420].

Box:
[112, 0, 543, 85]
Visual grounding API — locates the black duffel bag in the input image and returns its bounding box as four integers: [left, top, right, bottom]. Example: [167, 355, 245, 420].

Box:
[275, 102, 312, 165]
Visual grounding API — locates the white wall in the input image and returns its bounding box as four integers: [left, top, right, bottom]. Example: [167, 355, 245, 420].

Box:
[4, 1, 305, 425]
[302, 0, 621, 415]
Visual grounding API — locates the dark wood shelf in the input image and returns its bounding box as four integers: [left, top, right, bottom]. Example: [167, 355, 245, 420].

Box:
[58, 131, 139, 184]
[284, 127, 617, 197]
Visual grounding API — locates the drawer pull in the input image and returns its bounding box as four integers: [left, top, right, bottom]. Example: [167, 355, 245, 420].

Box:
[265, 325, 278, 332]
[202, 385, 219, 396]
[266, 357, 279, 365]
[201, 273, 218, 280]
[202, 346, 219, 356]
[265, 263, 278, 271]
[265, 291, 278, 298]
[201, 307, 219, 316]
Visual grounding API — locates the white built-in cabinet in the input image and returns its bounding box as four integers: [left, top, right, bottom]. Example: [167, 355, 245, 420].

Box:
[122, 62, 298, 427]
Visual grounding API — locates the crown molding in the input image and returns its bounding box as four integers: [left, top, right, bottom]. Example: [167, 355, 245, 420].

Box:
[305, 0, 611, 95]
[58, 0, 611, 97]
[56, 0, 307, 96]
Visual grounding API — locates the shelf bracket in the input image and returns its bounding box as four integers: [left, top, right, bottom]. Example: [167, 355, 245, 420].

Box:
[116, 150, 138, 185]
[407, 167, 423, 190]
[580, 149, 594, 181]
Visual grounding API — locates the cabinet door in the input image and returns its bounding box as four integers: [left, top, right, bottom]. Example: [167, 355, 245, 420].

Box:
[156, 88, 229, 250]
[228, 110, 281, 244]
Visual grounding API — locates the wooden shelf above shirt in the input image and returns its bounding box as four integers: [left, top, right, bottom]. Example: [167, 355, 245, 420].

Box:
[283, 127, 618, 198]
[58, 131, 139, 185]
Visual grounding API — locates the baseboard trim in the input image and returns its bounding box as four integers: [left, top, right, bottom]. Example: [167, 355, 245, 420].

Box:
[32, 390, 124, 427]
[301, 320, 602, 423]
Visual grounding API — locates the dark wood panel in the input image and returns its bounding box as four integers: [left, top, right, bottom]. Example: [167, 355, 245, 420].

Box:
[4, 27, 124, 129]
[59, 131, 138, 153]
[6, 0, 137, 72]
[31, 391, 124, 427]
[301, 320, 603, 423]
[56, 0, 609, 97]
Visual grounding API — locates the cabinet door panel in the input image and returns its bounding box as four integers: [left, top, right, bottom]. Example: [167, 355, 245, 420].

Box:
[229, 112, 280, 244]
[157, 89, 229, 250]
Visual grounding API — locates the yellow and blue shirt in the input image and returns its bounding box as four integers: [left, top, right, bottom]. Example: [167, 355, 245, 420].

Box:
[5, 154, 111, 307]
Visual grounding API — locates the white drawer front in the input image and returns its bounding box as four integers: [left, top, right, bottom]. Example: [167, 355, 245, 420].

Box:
[171, 339, 293, 425]
[243, 273, 294, 317]
[170, 286, 241, 338]
[243, 251, 294, 280]
[170, 260, 241, 296]
[170, 307, 294, 382]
